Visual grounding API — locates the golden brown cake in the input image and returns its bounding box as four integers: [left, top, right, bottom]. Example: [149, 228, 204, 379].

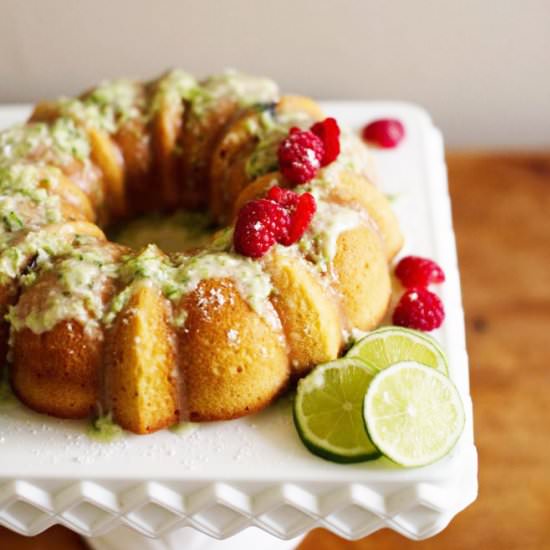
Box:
[0, 69, 402, 434]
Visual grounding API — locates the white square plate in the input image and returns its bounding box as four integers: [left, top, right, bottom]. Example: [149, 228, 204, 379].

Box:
[0, 102, 477, 540]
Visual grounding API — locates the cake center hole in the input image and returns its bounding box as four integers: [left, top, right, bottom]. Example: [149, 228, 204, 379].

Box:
[108, 210, 217, 253]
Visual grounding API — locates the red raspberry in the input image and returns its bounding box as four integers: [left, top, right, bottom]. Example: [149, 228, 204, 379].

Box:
[277, 127, 324, 184]
[234, 199, 290, 258]
[310, 117, 341, 166]
[283, 192, 317, 246]
[266, 186, 317, 246]
[266, 186, 299, 208]
[392, 288, 445, 332]
[395, 255, 445, 288]
[362, 118, 405, 148]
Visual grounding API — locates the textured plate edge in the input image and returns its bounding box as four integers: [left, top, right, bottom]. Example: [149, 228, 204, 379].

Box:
[0, 445, 478, 539]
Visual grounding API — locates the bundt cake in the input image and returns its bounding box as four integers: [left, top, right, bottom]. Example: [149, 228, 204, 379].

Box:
[0, 69, 403, 434]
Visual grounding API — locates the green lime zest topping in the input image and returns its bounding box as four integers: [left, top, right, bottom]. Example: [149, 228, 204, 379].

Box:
[6, 237, 119, 335]
[191, 70, 279, 117]
[149, 70, 198, 116]
[58, 79, 144, 133]
[3, 211, 23, 231]
[105, 239, 275, 329]
[87, 412, 123, 443]
[86, 79, 143, 127]
[0, 118, 90, 168]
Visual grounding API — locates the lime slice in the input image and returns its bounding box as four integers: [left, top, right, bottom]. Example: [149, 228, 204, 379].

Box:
[347, 326, 448, 374]
[364, 362, 465, 467]
[294, 358, 380, 463]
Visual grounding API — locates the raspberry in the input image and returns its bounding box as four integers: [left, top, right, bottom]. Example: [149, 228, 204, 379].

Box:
[395, 255, 445, 288]
[233, 199, 290, 258]
[277, 127, 324, 184]
[266, 186, 317, 246]
[266, 186, 299, 208]
[392, 288, 445, 332]
[310, 117, 341, 166]
[235, 187, 317, 257]
[283, 192, 317, 246]
[362, 118, 405, 148]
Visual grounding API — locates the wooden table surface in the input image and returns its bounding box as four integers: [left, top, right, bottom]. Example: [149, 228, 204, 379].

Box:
[2, 151, 549, 550]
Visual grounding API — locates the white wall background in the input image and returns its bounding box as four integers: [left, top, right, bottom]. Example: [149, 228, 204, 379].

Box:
[0, 0, 548, 147]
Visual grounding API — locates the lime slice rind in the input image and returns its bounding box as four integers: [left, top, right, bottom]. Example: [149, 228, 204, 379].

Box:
[363, 362, 465, 467]
[294, 358, 381, 463]
[347, 326, 448, 375]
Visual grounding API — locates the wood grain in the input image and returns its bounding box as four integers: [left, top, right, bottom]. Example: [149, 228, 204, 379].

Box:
[2, 152, 550, 549]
